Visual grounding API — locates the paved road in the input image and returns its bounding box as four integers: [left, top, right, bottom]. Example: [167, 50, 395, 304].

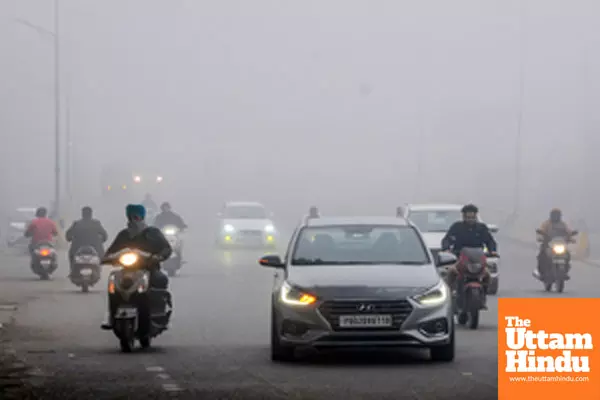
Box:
[1, 236, 599, 400]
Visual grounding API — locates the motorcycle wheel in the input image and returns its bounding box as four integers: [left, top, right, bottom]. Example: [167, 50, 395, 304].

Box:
[118, 321, 135, 353]
[81, 281, 89, 293]
[457, 312, 468, 325]
[139, 337, 151, 349]
[544, 281, 552, 292]
[556, 279, 565, 293]
[468, 309, 480, 330]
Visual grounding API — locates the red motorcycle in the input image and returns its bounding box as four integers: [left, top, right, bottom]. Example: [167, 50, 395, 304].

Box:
[453, 247, 497, 330]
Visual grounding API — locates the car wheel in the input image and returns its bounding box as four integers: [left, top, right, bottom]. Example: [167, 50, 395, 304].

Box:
[487, 278, 498, 295]
[270, 308, 295, 362]
[430, 321, 455, 362]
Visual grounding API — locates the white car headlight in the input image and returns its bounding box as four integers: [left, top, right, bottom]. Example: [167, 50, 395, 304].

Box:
[264, 225, 275, 233]
[279, 282, 317, 306]
[412, 280, 449, 307]
[223, 224, 235, 233]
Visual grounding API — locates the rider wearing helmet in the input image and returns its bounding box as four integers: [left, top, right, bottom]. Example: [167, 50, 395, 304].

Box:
[101, 204, 172, 330]
[153, 202, 187, 231]
[24, 207, 58, 255]
[536, 208, 574, 279]
[308, 206, 320, 219]
[441, 204, 498, 308]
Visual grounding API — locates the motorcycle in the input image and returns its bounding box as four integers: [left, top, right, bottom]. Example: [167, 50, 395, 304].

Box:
[102, 248, 171, 353]
[161, 225, 183, 277]
[535, 229, 578, 293]
[452, 247, 496, 330]
[31, 242, 58, 280]
[70, 246, 101, 293]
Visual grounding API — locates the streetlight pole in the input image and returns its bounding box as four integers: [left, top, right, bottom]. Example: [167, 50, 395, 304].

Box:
[53, 0, 62, 220]
[512, 0, 527, 216]
[15, 0, 62, 219]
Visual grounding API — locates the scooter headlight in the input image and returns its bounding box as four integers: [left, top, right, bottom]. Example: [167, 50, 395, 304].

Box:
[552, 244, 566, 255]
[119, 253, 138, 267]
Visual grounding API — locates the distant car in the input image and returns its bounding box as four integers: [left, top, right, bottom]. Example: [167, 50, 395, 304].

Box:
[260, 216, 456, 362]
[402, 203, 500, 295]
[216, 202, 277, 248]
[6, 207, 37, 249]
[100, 164, 165, 199]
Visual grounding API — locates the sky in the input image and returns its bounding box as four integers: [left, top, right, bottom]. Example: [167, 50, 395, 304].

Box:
[0, 0, 598, 226]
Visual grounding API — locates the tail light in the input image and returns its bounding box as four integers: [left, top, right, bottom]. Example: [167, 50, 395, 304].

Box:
[39, 248, 51, 257]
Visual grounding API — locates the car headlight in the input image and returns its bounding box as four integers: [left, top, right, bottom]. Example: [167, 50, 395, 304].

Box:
[552, 244, 566, 255]
[223, 224, 235, 233]
[119, 253, 138, 267]
[412, 280, 448, 307]
[264, 224, 275, 233]
[279, 282, 317, 306]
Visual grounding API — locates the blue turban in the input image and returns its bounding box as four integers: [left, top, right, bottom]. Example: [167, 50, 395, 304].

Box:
[126, 204, 146, 220]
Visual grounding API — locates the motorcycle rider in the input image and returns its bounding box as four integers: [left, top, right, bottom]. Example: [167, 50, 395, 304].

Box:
[153, 202, 187, 231]
[308, 206, 320, 219]
[535, 208, 574, 280]
[441, 204, 498, 308]
[101, 204, 173, 330]
[141, 193, 158, 213]
[24, 207, 58, 255]
[65, 206, 108, 276]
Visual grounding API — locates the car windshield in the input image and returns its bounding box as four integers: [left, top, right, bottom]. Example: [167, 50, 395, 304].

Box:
[223, 205, 267, 219]
[409, 210, 462, 232]
[10, 209, 36, 222]
[291, 225, 430, 266]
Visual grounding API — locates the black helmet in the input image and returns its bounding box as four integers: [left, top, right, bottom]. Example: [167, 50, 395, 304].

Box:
[36, 207, 47, 218]
[550, 208, 562, 221]
[81, 206, 93, 219]
[161, 202, 171, 212]
[461, 204, 478, 214]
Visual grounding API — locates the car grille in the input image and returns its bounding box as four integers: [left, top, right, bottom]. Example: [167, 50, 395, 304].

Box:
[319, 300, 413, 331]
[239, 230, 263, 237]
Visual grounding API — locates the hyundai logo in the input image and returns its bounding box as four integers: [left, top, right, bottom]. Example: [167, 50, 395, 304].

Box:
[357, 304, 375, 312]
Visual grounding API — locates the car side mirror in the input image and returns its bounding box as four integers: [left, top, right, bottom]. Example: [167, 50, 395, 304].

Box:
[436, 252, 456, 267]
[487, 224, 499, 233]
[259, 254, 285, 268]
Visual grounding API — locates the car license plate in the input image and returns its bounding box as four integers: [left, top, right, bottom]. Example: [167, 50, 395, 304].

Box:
[339, 315, 393, 328]
[116, 306, 137, 319]
[40, 259, 51, 266]
[80, 268, 93, 276]
[554, 259, 567, 264]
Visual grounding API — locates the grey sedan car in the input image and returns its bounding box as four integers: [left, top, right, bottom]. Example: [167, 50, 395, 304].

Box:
[259, 216, 457, 362]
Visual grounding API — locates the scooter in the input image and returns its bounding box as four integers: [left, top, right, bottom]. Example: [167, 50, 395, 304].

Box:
[535, 229, 578, 293]
[453, 247, 498, 330]
[102, 248, 171, 353]
[31, 242, 58, 280]
[161, 225, 183, 277]
[70, 246, 101, 293]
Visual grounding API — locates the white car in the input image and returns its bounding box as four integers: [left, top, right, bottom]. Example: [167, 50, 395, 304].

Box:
[216, 202, 277, 248]
[401, 203, 500, 295]
[6, 207, 37, 250]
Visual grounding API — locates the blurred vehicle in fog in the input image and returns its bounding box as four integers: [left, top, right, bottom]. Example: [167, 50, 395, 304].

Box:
[216, 201, 277, 249]
[402, 203, 500, 294]
[100, 163, 165, 201]
[5, 207, 37, 250]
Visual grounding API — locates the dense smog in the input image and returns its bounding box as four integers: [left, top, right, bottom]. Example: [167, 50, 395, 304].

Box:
[0, 0, 599, 399]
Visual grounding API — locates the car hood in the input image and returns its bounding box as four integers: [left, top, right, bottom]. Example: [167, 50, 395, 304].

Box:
[8, 222, 26, 231]
[421, 232, 446, 249]
[221, 218, 273, 231]
[287, 265, 440, 299]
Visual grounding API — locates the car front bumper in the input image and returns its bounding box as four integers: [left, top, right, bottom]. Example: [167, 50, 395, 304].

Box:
[273, 297, 453, 349]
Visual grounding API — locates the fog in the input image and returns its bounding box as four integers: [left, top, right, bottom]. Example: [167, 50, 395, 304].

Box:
[1, 0, 599, 226]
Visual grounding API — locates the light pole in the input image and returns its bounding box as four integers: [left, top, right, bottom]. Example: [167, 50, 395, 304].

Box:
[15, 0, 61, 218]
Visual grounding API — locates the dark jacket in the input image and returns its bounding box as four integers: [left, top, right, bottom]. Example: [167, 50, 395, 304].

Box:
[66, 218, 108, 254]
[153, 211, 187, 230]
[441, 221, 497, 254]
[105, 224, 172, 264]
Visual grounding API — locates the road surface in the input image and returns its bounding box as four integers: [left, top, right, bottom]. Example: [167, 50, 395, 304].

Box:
[1, 235, 599, 400]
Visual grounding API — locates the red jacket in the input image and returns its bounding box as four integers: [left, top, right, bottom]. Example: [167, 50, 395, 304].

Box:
[25, 217, 58, 244]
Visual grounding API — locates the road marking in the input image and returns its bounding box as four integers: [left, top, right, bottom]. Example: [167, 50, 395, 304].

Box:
[462, 372, 473, 376]
[146, 366, 165, 372]
[156, 373, 171, 380]
[144, 364, 183, 393]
